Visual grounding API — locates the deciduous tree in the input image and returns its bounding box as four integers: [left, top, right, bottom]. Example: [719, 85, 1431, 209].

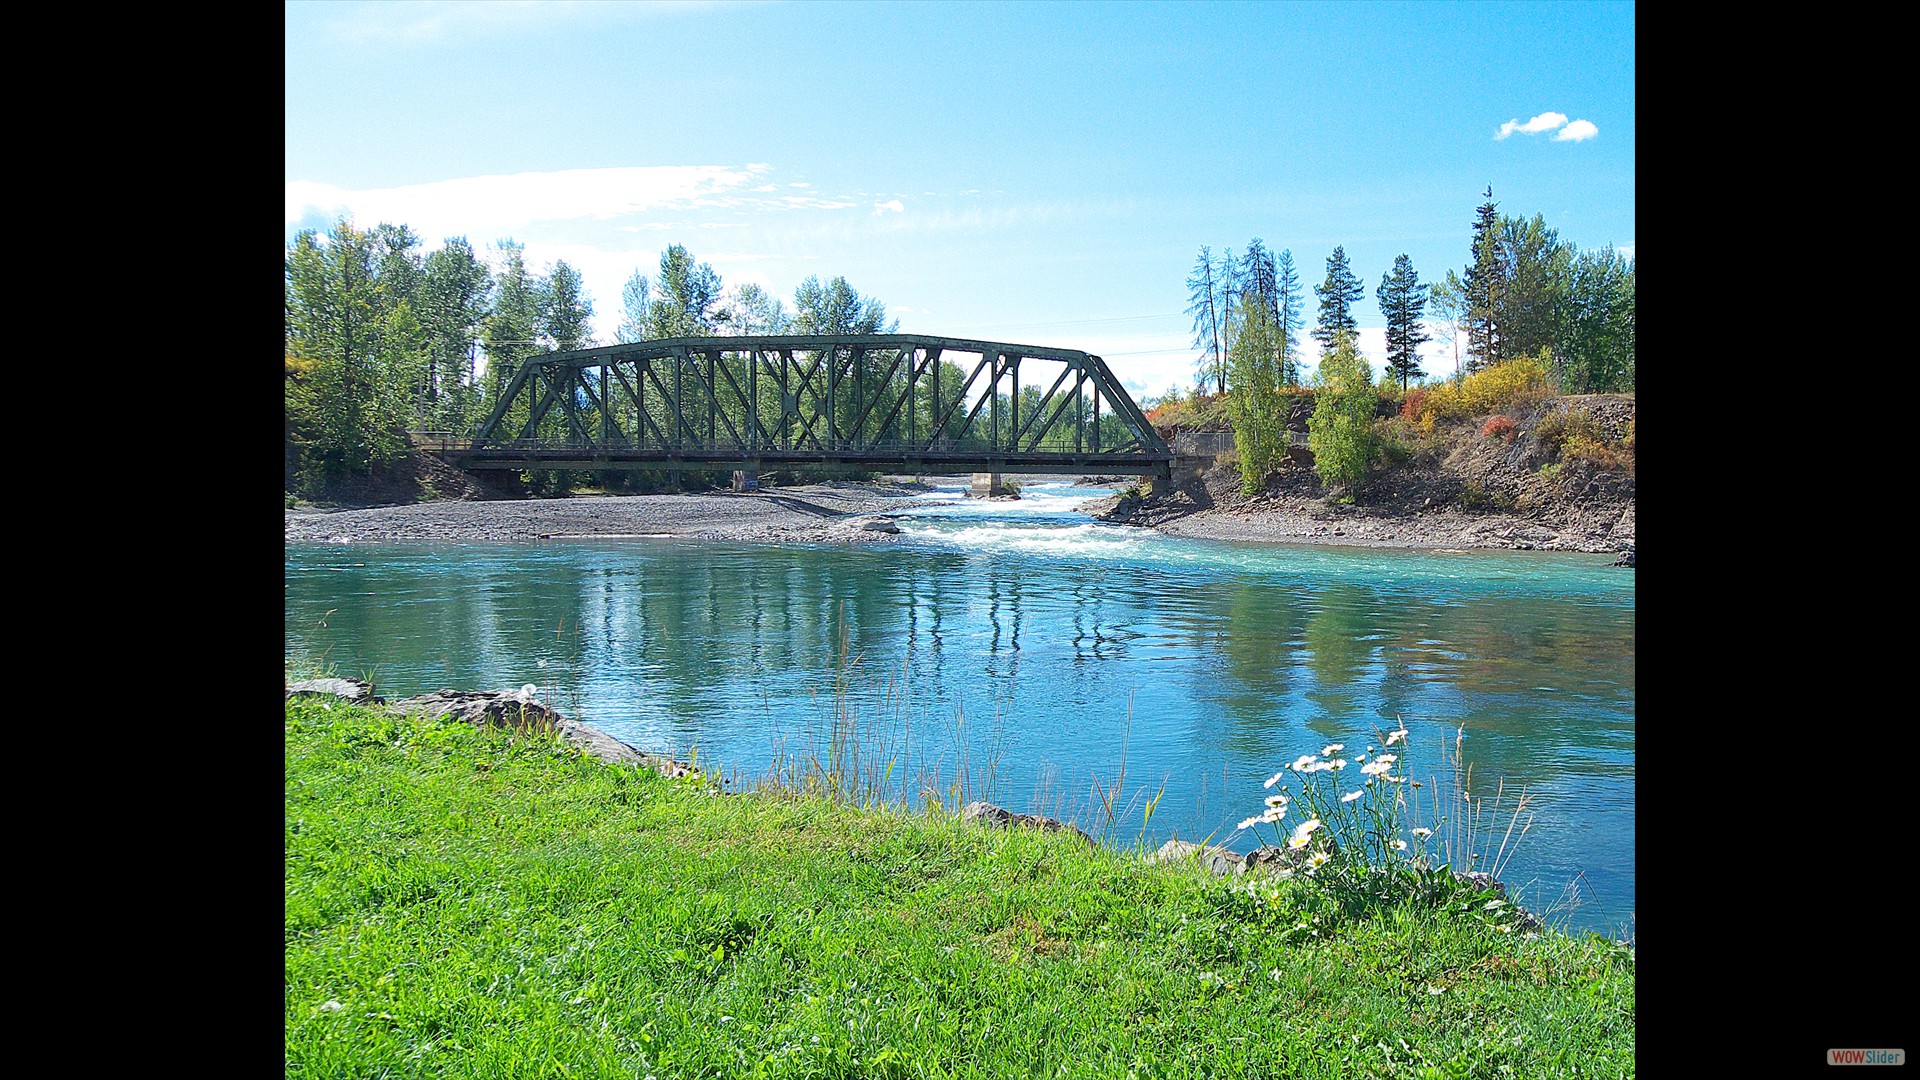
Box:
[1307, 331, 1375, 494]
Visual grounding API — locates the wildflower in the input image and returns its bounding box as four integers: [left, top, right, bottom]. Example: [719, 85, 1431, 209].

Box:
[1264, 771, 1286, 789]
[1341, 790, 1365, 803]
[1326, 758, 1347, 770]
[1288, 818, 1323, 849]
[1262, 806, 1287, 823]
[1361, 760, 1391, 777]
[1265, 794, 1288, 808]
[521, 683, 538, 698]
[1290, 754, 1318, 771]
[1354, 751, 1367, 762]
[1412, 827, 1433, 839]
[1390, 839, 1408, 851]
[1306, 851, 1331, 871]
[1372, 753, 1396, 767]
[1323, 743, 1344, 755]
[1386, 727, 1408, 746]
[1238, 815, 1264, 830]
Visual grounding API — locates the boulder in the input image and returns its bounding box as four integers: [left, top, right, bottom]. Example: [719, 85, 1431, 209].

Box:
[291, 685, 701, 780]
[285, 678, 382, 705]
[961, 801, 1094, 846]
[1148, 839, 1246, 875]
[852, 517, 901, 533]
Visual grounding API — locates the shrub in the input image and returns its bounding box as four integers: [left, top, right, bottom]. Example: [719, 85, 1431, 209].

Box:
[1307, 334, 1376, 493]
[1410, 352, 1555, 428]
[1481, 415, 1517, 442]
[1399, 387, 1429, 422]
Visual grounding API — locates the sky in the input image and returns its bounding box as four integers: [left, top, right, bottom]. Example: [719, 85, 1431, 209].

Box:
[285, 0, 1633, 403]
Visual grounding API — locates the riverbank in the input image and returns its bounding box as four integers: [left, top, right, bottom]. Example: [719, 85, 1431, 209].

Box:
[285, 469, 1631, 556]
[283, 477, 940, 544]
[285, 691, 1635, 1076]
[1086, 465, 1635, 555]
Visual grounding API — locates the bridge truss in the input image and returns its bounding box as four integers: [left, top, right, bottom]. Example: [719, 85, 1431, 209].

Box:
[456, 334, 1172, 480]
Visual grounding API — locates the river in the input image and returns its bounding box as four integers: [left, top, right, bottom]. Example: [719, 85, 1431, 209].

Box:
[285, 479, 1634, 938]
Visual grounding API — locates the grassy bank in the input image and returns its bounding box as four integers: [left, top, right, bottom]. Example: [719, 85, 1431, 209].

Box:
[285, 697, 1634, 1078]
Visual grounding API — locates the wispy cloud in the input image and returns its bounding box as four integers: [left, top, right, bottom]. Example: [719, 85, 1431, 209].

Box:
[873, 199, 905, 216]
[317, 0, 717, 46]
[1553, 119, 1599, 142]
[281, 165, 887, 242]
[1496, 112, 1568, 139]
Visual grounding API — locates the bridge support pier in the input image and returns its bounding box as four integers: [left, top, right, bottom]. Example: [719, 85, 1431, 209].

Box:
[970, 471, 1011, 498]
[1146, 461, 1175, 499]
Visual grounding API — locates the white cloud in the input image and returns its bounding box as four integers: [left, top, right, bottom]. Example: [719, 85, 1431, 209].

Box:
[873, 199, 905, 216]
[285, 166, 772, 241]
[1553, 119, 1599, 142]
[1495, 111, 1569, 139]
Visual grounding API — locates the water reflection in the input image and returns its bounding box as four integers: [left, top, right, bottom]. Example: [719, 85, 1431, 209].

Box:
[287, 513, 1632, 935]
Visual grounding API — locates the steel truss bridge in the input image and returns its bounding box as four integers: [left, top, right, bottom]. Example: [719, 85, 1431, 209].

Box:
[449, 334, 1173, 488]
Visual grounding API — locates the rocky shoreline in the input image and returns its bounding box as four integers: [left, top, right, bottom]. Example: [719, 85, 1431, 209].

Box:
[284, 478, 936, 545]
[287, 470, 1631, 559]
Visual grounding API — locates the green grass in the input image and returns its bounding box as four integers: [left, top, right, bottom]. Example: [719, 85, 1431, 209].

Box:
[286, 697, 1634, 1078]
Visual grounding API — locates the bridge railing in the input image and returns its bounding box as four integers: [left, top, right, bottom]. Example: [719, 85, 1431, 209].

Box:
[406, 430, 471, 452]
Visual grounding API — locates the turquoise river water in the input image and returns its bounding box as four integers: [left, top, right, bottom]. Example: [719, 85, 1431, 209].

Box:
[285, 480, 1634, 938]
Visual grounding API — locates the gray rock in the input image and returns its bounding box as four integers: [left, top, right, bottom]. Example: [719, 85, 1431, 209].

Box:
[852, 517, 901, 533]
[289, 684, 700, 780]
[1148, 839, 1246, 875]
[961, 801, 1094, 846]
[285, 678, 382, 705]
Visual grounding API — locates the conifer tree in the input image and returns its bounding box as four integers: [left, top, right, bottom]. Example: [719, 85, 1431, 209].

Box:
[1312, 246, 1365, 355]
[1274, 249, 1304, 386]
[1464, 187, 1503, 372]
[1375, 254, 1431, 391]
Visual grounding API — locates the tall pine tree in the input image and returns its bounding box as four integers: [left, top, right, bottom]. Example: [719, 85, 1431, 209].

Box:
[1375, 254, 1430, 391]
[1464, 187, 1503, 372]
[1274, 249, 1304, 387]
[1185, 246, 1225, 396]
[1311, 246, 1364, 355]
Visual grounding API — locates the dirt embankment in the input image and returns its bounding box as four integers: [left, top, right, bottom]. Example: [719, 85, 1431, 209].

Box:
[1087, 395, 1635, 557]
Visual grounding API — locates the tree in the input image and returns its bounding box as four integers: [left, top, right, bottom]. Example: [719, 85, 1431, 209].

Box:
[1427, 269, 1470, 383]
[1464, 187, 1503, 371]
[538, 260, 595, 351]
[720, 282, 790, 335]
[1375, 254, 1431, 391]
[1558, 248, 1635, 392]
[482, 240, 541, 409]
[1274, 249, 1304, 387]
[616, 269, 652, 343]
[1185, 246, 1225, 398]
[651, 244, 724, 337]
[419, 238, 493, 428]
[1306, 331, 1375, 495]
[791, 275, 896, 336]
[1226, 302, 1285, 494]
[1312, 246, 1365, 355]
[1494, 213, 1571, 362]
[285, 218, 412, 489]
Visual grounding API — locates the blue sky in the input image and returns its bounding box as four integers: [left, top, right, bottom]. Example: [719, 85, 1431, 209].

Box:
[285, 0, 1633, 401]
